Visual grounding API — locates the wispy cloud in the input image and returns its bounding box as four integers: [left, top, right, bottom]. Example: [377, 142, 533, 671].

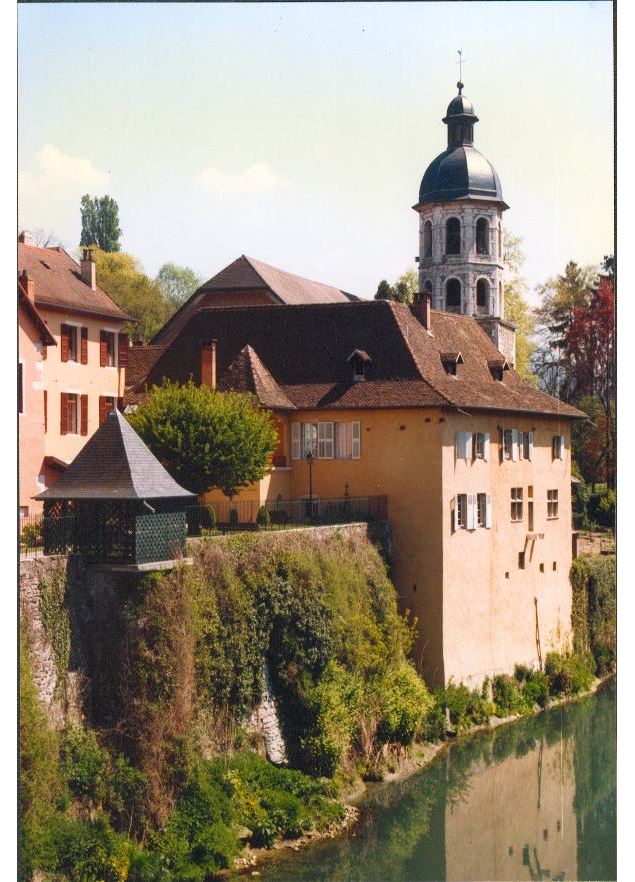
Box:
[19, 144, 107, 196]
[196, 163, 278, 195]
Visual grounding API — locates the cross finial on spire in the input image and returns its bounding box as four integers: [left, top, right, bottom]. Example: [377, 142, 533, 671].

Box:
[456, 49, 466, 87]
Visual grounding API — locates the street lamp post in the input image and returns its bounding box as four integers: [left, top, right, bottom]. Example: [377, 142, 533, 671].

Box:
[305, 450, 314, 520]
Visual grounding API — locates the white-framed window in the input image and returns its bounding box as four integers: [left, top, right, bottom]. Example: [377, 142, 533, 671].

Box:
[292, 421, 360, 460]
[511, 487, 523, 522]
[503, 429, 519, 461]
[67, 393, 78, 434]
[454, 492, 491, 531]
[523, 432, 533, 460]
[477, 493, 487, 526]
[317, 422, 334, 458]
[473, 432, 490, 461]
[62, 323, 78, 362]
[547, 489, 559, 519]
[100, 330, 116, 367]
[457, 493, 467, 529]
[552, 435, 565, 460]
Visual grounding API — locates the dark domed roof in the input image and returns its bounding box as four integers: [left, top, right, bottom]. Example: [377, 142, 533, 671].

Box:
[418, 145, 507, 206]
[444, 92, 475, 119]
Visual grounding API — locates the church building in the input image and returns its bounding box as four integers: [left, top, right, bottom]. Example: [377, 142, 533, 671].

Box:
[124, 82, 585, 688]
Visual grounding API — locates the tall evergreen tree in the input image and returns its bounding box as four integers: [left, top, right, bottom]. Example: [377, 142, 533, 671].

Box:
[80, 194, 123, 252]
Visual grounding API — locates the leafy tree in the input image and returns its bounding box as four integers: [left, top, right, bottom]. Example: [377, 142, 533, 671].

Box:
[155, 263, 202, 307]
[90, 247, 175, 342]
[374, 269, 418, 304]
[533, 261, 599, 400]
[80, 194, 122, 252]
[127, 380, 279, 497]
[502, 230, 537, 384]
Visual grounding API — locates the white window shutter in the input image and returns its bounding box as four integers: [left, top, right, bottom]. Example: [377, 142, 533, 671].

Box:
[511, 429, 518, 461]
[518, 431, 524, 460]
[483, 432, 490, 462]
[352, 421, 361, 459]
[455, 432, 462, 459]
[466, 494, 475, 530]
[485, 493, 492, 528]
[291, 423, 301, 460]
[528, 432, 534, 460]
[466, 433, 473, 461]
[559, 435, 565, 460]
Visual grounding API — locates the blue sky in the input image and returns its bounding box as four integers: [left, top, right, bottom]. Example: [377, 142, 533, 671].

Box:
[18, 2, 613, 301]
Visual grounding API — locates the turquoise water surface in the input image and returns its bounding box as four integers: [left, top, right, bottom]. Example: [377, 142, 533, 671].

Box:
[257, 682, 616, 882]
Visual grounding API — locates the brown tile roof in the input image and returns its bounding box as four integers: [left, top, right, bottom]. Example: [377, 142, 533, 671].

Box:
[18, 243, 134, 321]
[36, 409, 194, 500]
[150, 255, 357, 346]
[218, 345, 296, 410]
[125, 300, 585, 419]
[18, 280, 56, 346]
[125, 345, 166, 390]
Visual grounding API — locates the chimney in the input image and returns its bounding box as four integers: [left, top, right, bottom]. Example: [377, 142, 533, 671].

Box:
[80, 248, 96, 291]
[200, 338, 217, 389]
[18, 231, 34, 246]
[415, 292, 432, 331]
[20, 270, 35, 303]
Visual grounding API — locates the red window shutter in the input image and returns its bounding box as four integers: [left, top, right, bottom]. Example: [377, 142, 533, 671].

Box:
[118, 333, 129, 368]
[61, 325, 69, 363]
[60, 392, 68, 435]
[99, 331, 108, 367]
[80, 394, 88, 435]
[44, 390, 47, 433]
[99, 396, 106, 425]
[81, 327, 88, 364]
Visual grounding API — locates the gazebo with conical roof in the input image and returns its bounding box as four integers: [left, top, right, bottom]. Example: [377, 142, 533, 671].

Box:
[36, 409, 194, 566]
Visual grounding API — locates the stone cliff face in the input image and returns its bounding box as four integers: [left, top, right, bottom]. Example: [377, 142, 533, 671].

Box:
[248, 662, 288, 765]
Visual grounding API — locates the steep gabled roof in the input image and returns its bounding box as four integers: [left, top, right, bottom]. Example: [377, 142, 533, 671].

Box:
[218, 345, 296, 410]
[125, 300, 585, 420]
[35, 409, 194, 500]
[18, 243, 134, 322]
[150, 255, 357, 346]
[125, 345, 166, 390]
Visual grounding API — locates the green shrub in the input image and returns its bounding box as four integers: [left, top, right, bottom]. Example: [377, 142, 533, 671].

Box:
[589, 489, 616, 528]
[61, 727, 109, 804]
[206, 506, 217, 531]
[256, 506, 271, 529]
[514, 663, 531, 683]
[21, 520, 42, 547]
[593, 642, 615, 675]
[435, 683, 491, 732]
[298, 661, 362, 777]
[522, 671, 550, 708]
[545, 651, 595, 696]
[492, 674, 530, 716]
[376, 663, 433, 745]
[45, 814, 131, 882]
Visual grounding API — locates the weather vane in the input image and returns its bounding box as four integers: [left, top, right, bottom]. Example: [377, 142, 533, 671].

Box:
[456, 49, 466, 87]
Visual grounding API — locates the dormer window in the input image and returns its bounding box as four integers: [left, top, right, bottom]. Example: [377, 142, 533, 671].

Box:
[347, 349, 371, 383]
[441, 351, 464, 377]
[488, 358, 510, 381]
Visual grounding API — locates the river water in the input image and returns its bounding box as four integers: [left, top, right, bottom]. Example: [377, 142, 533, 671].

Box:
[257, 681, 616, 882]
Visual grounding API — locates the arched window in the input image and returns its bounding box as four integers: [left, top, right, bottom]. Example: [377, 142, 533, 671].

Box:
[446, 278, 461, 313]
[476, 278, 489, 314]
[476, 218, 489, 255]
[423, 221, 432, 258]
[446, 217, 461, 255]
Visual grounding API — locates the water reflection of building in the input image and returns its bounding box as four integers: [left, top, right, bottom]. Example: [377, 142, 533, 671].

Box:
[444, 734, 577, 881]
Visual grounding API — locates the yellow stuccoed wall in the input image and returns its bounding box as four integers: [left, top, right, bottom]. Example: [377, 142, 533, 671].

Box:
[202, 405, 574, 689]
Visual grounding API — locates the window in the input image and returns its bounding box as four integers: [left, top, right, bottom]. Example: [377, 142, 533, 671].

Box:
[547, 489, 559, 519]
[424, 279, 433, 299]
[476, 218, 489, 255]
[476, 278, 489, 314]
[99, 396, 116, 425]
[473, 432, 489, 460]
[61, 324, 78, 362]
[511, 487, 523, 522]
[18, 363, 23, 414]
[423, 220, 432, 258]
[523, 432, 533, 460]
[456, 431, 472, 461]
[518, 551, 526, 570]
[457, 493, 467, 528]
[477, 492, 487, 526]
[67, 393, 78, 434]
[351, 355, 366, 382]
[552, 435, 565, 460]
[445, 217, 461, 255]
[446, 278, 461, 313]
[100, 331, 116, 367]
[292, 422, 360, 460]
[503, 429, 516, 460]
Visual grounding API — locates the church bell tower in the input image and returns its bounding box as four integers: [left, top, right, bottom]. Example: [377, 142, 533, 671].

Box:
[413, 81, 516, 366]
